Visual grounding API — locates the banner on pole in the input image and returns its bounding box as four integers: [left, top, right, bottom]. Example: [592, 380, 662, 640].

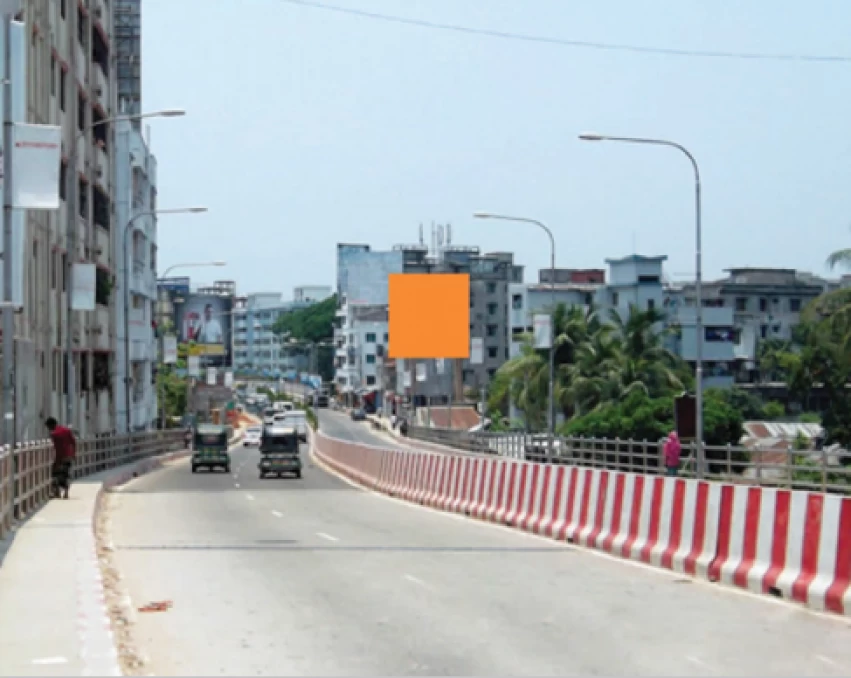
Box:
[206, 367, 217, 385]
[533, 314, 552, 349]
[470, 337, 483, 365]
[163, 335, 177, 364]
[415, 363, 426, 382]
[10, 123, 61, 209]
[187, 355, 200, 376]
[70, 263, 95, 310]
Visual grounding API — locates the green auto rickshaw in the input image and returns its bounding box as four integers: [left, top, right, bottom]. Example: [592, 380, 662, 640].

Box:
[258, 425, 302, 479]
[191, 424, 231, 473]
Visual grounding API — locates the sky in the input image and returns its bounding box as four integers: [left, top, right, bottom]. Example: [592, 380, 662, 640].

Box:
[143, 0, 851, 295]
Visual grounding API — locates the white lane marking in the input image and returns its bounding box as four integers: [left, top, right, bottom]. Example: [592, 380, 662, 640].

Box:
[316, 532, 339, 542]
[403, 574, 431, 590]
[32, 657, 68, 665]
[686, 655, 710, 669]
[246, 494, 255, 501]
[271, 510, 283, 518]
[816, 655, 838, 667]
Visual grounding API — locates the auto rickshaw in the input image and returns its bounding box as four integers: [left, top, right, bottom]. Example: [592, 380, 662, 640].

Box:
[191, 424, 231, 473]
[258, 424, 302, 479]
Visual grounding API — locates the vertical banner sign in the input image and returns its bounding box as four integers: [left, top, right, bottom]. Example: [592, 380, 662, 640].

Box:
[162, 335, 177, 364]
[403, 372, 412, 388]
[70, 263, 95, 310]
[206, 367, 216, 385]
[224, 371, 233, 387]
[470, 337, 484, 365]
[187, 355, 200, 377]
[533, 314, 552, 349]
[10, 123, 62, 209]
[435, 358, 445, 374]
[415, 363, 426, 382]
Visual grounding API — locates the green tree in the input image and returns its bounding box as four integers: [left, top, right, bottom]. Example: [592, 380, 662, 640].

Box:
[157, 367, 188, 426]
[271, 294, 337, 343]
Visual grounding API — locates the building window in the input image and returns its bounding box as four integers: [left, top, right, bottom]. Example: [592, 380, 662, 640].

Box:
[365, 332, 376, 343]
[735, 297, 747, 312]
[487, 302, 498, 315]
[59, 70, 66, 111]
[789, 298, 801, 312]
[759, 297, 768, 312]
[647, 298, 655, 310]
[486, 324, 497, 337]
[760, 324, 768, 338]
[638, 275, 660, 283]
[366, 375, 376, 386]
[50, 56, 56, 96]
[705, 327, 734, 342]
[486, 282, 497, 294]
[611, 291, 619, 306]
[365, 354, 376, 364]
[487, 346, 498, 359]
[384, 332, 389, 342]
[512, 294, 522, 310]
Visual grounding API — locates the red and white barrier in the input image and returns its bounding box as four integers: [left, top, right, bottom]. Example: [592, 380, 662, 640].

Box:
[709, 485, 851, 614]
[311, 430, 851, 617]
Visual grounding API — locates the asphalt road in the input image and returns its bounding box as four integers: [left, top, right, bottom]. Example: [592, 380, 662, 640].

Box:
[317, 409, 409, 449]
[107, 429, 851, 676]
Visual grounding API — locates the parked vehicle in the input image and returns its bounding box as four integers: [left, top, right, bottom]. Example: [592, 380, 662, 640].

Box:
[351, 408, 366, 422]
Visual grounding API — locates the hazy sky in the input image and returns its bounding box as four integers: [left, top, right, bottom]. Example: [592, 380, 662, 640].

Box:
[144, 0, 851, 296]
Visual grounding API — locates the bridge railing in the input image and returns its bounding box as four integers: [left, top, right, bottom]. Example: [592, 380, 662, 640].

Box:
[406, 426, 851, 494]
[0, 429, 186, 540]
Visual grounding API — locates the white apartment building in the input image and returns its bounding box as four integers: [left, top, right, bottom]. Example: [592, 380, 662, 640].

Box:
[114, 118, 158, 432]
[333, 301, 388, 396]
[12, 0, 120, 440]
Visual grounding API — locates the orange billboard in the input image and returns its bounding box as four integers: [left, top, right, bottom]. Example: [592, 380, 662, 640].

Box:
[388, 273, 470, 359]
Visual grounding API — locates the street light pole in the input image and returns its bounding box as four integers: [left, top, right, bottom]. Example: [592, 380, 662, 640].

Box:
[579, 132, 705, 477]
[473, 213, 557, 454]
[65, 109, 185, 429]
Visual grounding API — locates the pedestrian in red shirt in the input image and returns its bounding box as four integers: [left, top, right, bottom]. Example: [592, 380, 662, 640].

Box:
[46, 417, 76, 499]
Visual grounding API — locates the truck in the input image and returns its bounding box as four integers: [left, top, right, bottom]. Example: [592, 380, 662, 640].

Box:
[280, 410, 309, 442]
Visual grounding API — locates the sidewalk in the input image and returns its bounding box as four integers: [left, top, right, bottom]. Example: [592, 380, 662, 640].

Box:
[0, 472, 121, 676]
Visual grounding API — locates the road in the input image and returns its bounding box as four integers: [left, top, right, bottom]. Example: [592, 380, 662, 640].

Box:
[108, 418, 851, 677]
[317, 409, 408, 449]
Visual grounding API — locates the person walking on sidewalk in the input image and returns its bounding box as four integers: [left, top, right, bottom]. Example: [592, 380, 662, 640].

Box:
[46, 417, 76, 499]
[664, 430, 681, 477]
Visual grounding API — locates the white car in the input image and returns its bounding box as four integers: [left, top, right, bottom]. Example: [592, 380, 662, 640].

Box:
[243, 426, 262, 446]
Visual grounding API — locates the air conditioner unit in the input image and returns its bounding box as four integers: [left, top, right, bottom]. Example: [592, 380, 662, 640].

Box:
[93, 86, 102, 96]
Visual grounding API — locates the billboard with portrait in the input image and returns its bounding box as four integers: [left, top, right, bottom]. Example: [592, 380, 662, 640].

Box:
[174, 293, 233, 367]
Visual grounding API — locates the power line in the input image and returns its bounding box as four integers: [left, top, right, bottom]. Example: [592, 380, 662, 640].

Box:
[275, 0, 851, 64]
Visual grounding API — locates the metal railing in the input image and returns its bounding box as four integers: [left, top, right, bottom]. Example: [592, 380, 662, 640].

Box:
[406, 426, 851, 494]
[0, 429, 185, 540]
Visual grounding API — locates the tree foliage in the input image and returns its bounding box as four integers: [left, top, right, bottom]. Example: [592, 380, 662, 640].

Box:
[271, 295, 337, 343]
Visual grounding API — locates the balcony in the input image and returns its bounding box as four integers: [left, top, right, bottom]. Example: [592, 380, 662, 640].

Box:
[93, 145, 109, 187]
[75, 41, 86, 84]
[92, 63, 108, 110]
[93, 307, 111, 350]
[91, 0, 110, 34]
[94, 225, 110, 267]
[76, 134, 87, 176]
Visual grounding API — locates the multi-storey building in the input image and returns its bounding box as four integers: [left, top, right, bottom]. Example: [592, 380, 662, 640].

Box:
[18, 0, 119, 439]
[671, 268, 839, 383]
[114, 118, 158, 431]
[232, 287, 332, 376]
[334, 228, 523, 405]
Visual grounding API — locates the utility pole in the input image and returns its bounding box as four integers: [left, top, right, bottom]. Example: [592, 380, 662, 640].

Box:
[64, 3, 78, 428]
[2, 13, 14, 451]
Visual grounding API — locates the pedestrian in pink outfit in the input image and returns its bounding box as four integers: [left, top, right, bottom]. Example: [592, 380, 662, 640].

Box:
[664, 430, 681, 477]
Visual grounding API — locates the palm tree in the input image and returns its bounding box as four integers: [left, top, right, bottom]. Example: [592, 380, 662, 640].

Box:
[606, 304, 686, 397]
